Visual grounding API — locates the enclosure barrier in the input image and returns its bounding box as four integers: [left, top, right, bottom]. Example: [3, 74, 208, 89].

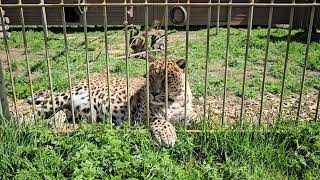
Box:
[0, 0, 319, 131]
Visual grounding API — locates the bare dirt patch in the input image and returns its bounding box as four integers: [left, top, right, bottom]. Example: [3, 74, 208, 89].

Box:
[169, 33, 207, 41]
[0, 48, 25, 64]
[194, 89, 319, 125]
[9, 88, 319, 130]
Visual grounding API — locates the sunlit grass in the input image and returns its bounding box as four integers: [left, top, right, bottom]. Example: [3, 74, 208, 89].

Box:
[0, 27, 319, 100]
[0, 118, 319, 179]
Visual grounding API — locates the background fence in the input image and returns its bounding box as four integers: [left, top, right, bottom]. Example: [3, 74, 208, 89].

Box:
[1, 0, 320, 28]
[0, 1, 319, 130]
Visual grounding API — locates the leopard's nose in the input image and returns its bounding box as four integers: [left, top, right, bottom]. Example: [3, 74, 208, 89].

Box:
[151, 92, 160, 97]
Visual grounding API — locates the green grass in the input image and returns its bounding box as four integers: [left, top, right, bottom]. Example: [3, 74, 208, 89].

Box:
[1, 119, 320, 179]
[0, 27, 319, 100]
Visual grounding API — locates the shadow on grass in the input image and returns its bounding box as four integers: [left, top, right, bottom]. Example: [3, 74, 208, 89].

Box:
[258, 31, 320, 43]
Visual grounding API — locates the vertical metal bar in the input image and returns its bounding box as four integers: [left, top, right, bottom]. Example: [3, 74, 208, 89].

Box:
[164, 0, 168, 119]
[0, 63, 9, 119]
[43, 4, 48, 38]
[0, 99, 2, 117]
[40, 0, 56, 125]
[61, 0, 75, 126]
[279, 0, 295, 117]
[258, 0, 273, 126]
[19, 0, 36, 119]
[222, 0, 232, 125]
[239, 0, 254, 123]
[0, 0, 18, 118]
[124, 0, 131, 127]
[0, 24, 9, 119]
[203, 0, 212, 130]
[145, 0, 150, 127]
[315, 90, 320, 122]
[103, 0, 112, 127]
[82, 1, 94, 123]
[184, 0, 190, 128]
[216, 0, 220, 34]
[296, 2, 315, 121]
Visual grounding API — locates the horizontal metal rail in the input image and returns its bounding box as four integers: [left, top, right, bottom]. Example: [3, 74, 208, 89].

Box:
[0, 3, 319, 8]
[64, 128, 307, 134]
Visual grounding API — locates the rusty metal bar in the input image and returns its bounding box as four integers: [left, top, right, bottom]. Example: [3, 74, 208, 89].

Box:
[0, 99, 2, 117]
[1, 3, 319, 8]
[184, 0, 190, 128]
[61, 0, 75, 126]
[19, 0, 36, 120]
[124, 0, 131, 127]
[258, 0, 274, 126]
[0, 1, 18, 118]
[103, 0, 112, 127]
[0, 65, 9, 119]
[68, 128, 296, 133]
[216, 0, 220, 34]
[71, 128, 293, 133]
[222, 0, 232, 125]
[0, 33, 9, 119]
[203, 0, 212, 130]
[279, 0, 295, 118]
[164, 0, 168, 119]
[145, 0, 150, 127]
[82, 1, 94, 123]
[296, 2, 315, 121]
[40, 0, 56, 126]
[239, 0, 254, 123]
[316, 90, 320, 122]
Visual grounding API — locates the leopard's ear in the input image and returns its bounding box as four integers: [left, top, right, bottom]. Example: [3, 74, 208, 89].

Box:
[175, 59, 186, 69]
[147, 55, 157, 63]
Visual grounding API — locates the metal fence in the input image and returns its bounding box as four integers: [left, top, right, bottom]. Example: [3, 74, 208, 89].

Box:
[0, 0, 319, 130]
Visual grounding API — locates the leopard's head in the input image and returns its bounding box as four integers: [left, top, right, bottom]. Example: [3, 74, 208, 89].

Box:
[147, 58, 186, 105]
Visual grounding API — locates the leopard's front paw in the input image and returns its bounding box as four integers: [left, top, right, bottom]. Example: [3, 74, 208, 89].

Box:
[48, 110, 68, 128]
[151, 118, 176, 147]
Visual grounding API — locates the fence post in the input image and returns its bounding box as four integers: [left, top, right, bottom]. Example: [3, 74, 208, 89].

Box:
[0, 59, 10, 119]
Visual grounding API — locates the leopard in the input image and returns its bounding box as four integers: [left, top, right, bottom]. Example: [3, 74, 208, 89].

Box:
[26, 58, 195, 147]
